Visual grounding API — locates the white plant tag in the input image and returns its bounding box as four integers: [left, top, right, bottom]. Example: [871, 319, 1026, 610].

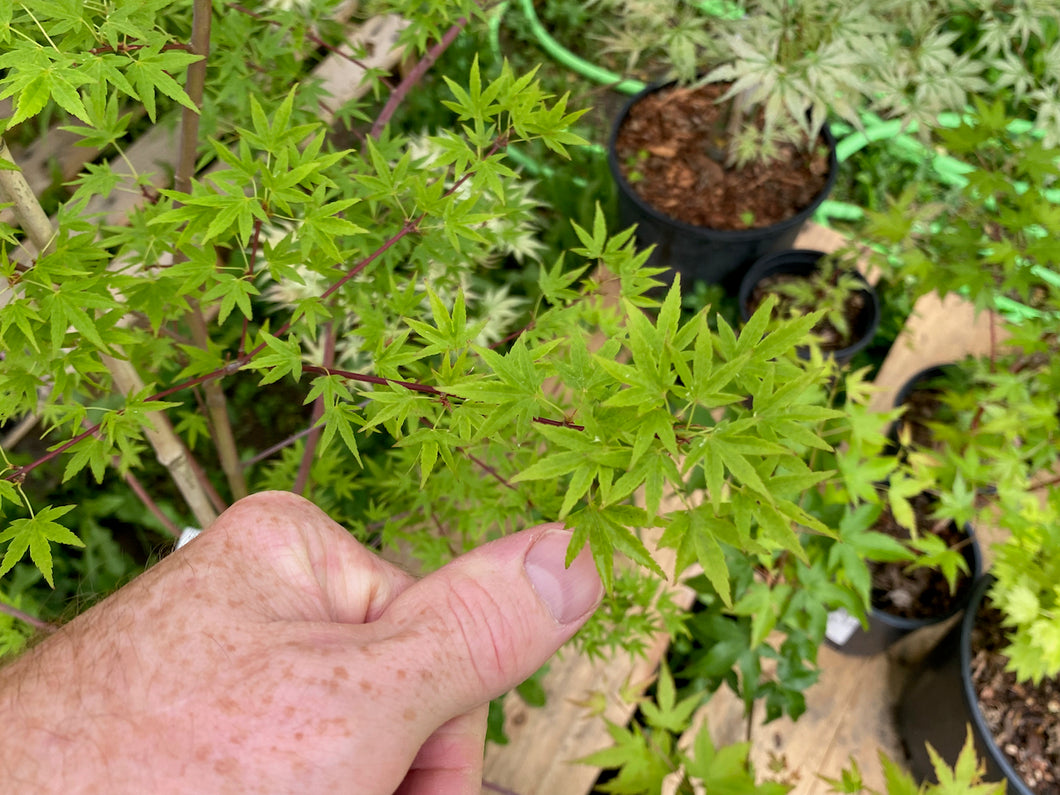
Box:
[176, 527, 202, 551]
[826, 608, 861, 646]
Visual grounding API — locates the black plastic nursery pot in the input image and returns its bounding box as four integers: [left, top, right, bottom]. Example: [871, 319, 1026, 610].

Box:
[893, 365, 961, 408]
[737, 249, 880, 364]
[607, 82, 839, 294]
[896, 576, 1036, 794]
[888, 364, 962, 449]
[825, 523, 982, 657]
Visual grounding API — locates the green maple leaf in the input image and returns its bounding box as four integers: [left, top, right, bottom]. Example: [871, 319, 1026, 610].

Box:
[640, 663, 701, 733]
[925, 729, 1005, 795]
[0, 505, 83, 587]
[576, 721, 673, 794]
[125, 48, 202, 121]
[683, 722, 790, 795]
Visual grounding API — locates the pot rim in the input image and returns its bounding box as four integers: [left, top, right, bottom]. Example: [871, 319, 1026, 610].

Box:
[866, 520, 982, 631]
[607, 81, 840, 242]
[736, 248, 881, 361]
[892, 364, 964, 410]
[959, 574, 1037, 795]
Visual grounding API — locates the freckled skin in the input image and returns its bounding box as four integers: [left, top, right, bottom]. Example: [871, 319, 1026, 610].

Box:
[0, 492, 601, 795]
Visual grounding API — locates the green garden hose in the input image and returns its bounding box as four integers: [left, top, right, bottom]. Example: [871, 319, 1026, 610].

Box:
[513, 0, 647, 94]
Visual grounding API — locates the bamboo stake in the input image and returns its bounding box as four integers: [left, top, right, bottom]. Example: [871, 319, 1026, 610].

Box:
[0, 138, 218, 529]
[103, 355, 218, 526]
[175, 0, 247, 500]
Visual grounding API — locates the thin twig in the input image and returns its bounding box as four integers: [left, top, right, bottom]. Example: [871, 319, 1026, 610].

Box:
[242, 424, 318, 468]
[188, 306, 248, 500]
[243, 396, 376, 469]
[1033, 471, 1060, 491]
[0, 601, 56, 634]
[301, 363, 584, 430]
[88, 42, 192, 55]
[463, 450, 518, 492]
[294, 323, 336, 495]
[183, 440, 229, 517]
[120, 466, 180, 537]
[175, 1, 247, 501]
[228, 2, 393, 86]
[311, 217, 421, 309]
[239, 218, 264, 358]
[370, 17, 468, 137]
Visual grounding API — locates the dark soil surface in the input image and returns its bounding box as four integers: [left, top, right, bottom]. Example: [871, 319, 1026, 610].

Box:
[970, 601, 1060, 794]
[895, 380, 954, 451]
[613, 83, 831, 230]
[869, 493, 974, 620]
[749, 272, 866, 352]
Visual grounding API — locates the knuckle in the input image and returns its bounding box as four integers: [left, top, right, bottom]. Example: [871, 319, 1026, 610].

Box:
[441, 576, 526, 690]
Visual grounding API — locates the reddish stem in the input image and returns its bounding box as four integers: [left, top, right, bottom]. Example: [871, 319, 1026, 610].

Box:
[227, 2, 393, 85]
[0, 601, 56, 634]
[294, 324, 337, 495]
[239, 217, 264, 357]
[311, 218, 420, 310]
[303, 363, 444, 395]
[242, 424, 317, 468]
[464, 450, 518, 492]
[120, 466, 181, 537]
[370, 17, 469, 138]
[184, 440, 229, 515]
[88, 42, 192, 55]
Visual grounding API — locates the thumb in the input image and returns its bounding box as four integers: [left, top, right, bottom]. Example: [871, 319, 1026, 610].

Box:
[377, 523, 603, 725]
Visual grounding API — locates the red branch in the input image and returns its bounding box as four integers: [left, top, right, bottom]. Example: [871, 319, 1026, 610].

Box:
[88, 42, 192, 55]
[294, 324, 336, 495]
[239, 218, 264, 357]
[0, 601, 56, 634]
[370, 17, 469, 138]
[121, 466, 180, 537]
[464, 450, 519, 492]
[301, 364, 584, 430]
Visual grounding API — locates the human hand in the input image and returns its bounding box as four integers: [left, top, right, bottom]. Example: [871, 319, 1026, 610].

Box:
[0, 491, 604, 794]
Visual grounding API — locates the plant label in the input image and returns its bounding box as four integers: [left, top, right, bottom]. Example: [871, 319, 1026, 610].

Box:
[825, 608, 861, 646]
